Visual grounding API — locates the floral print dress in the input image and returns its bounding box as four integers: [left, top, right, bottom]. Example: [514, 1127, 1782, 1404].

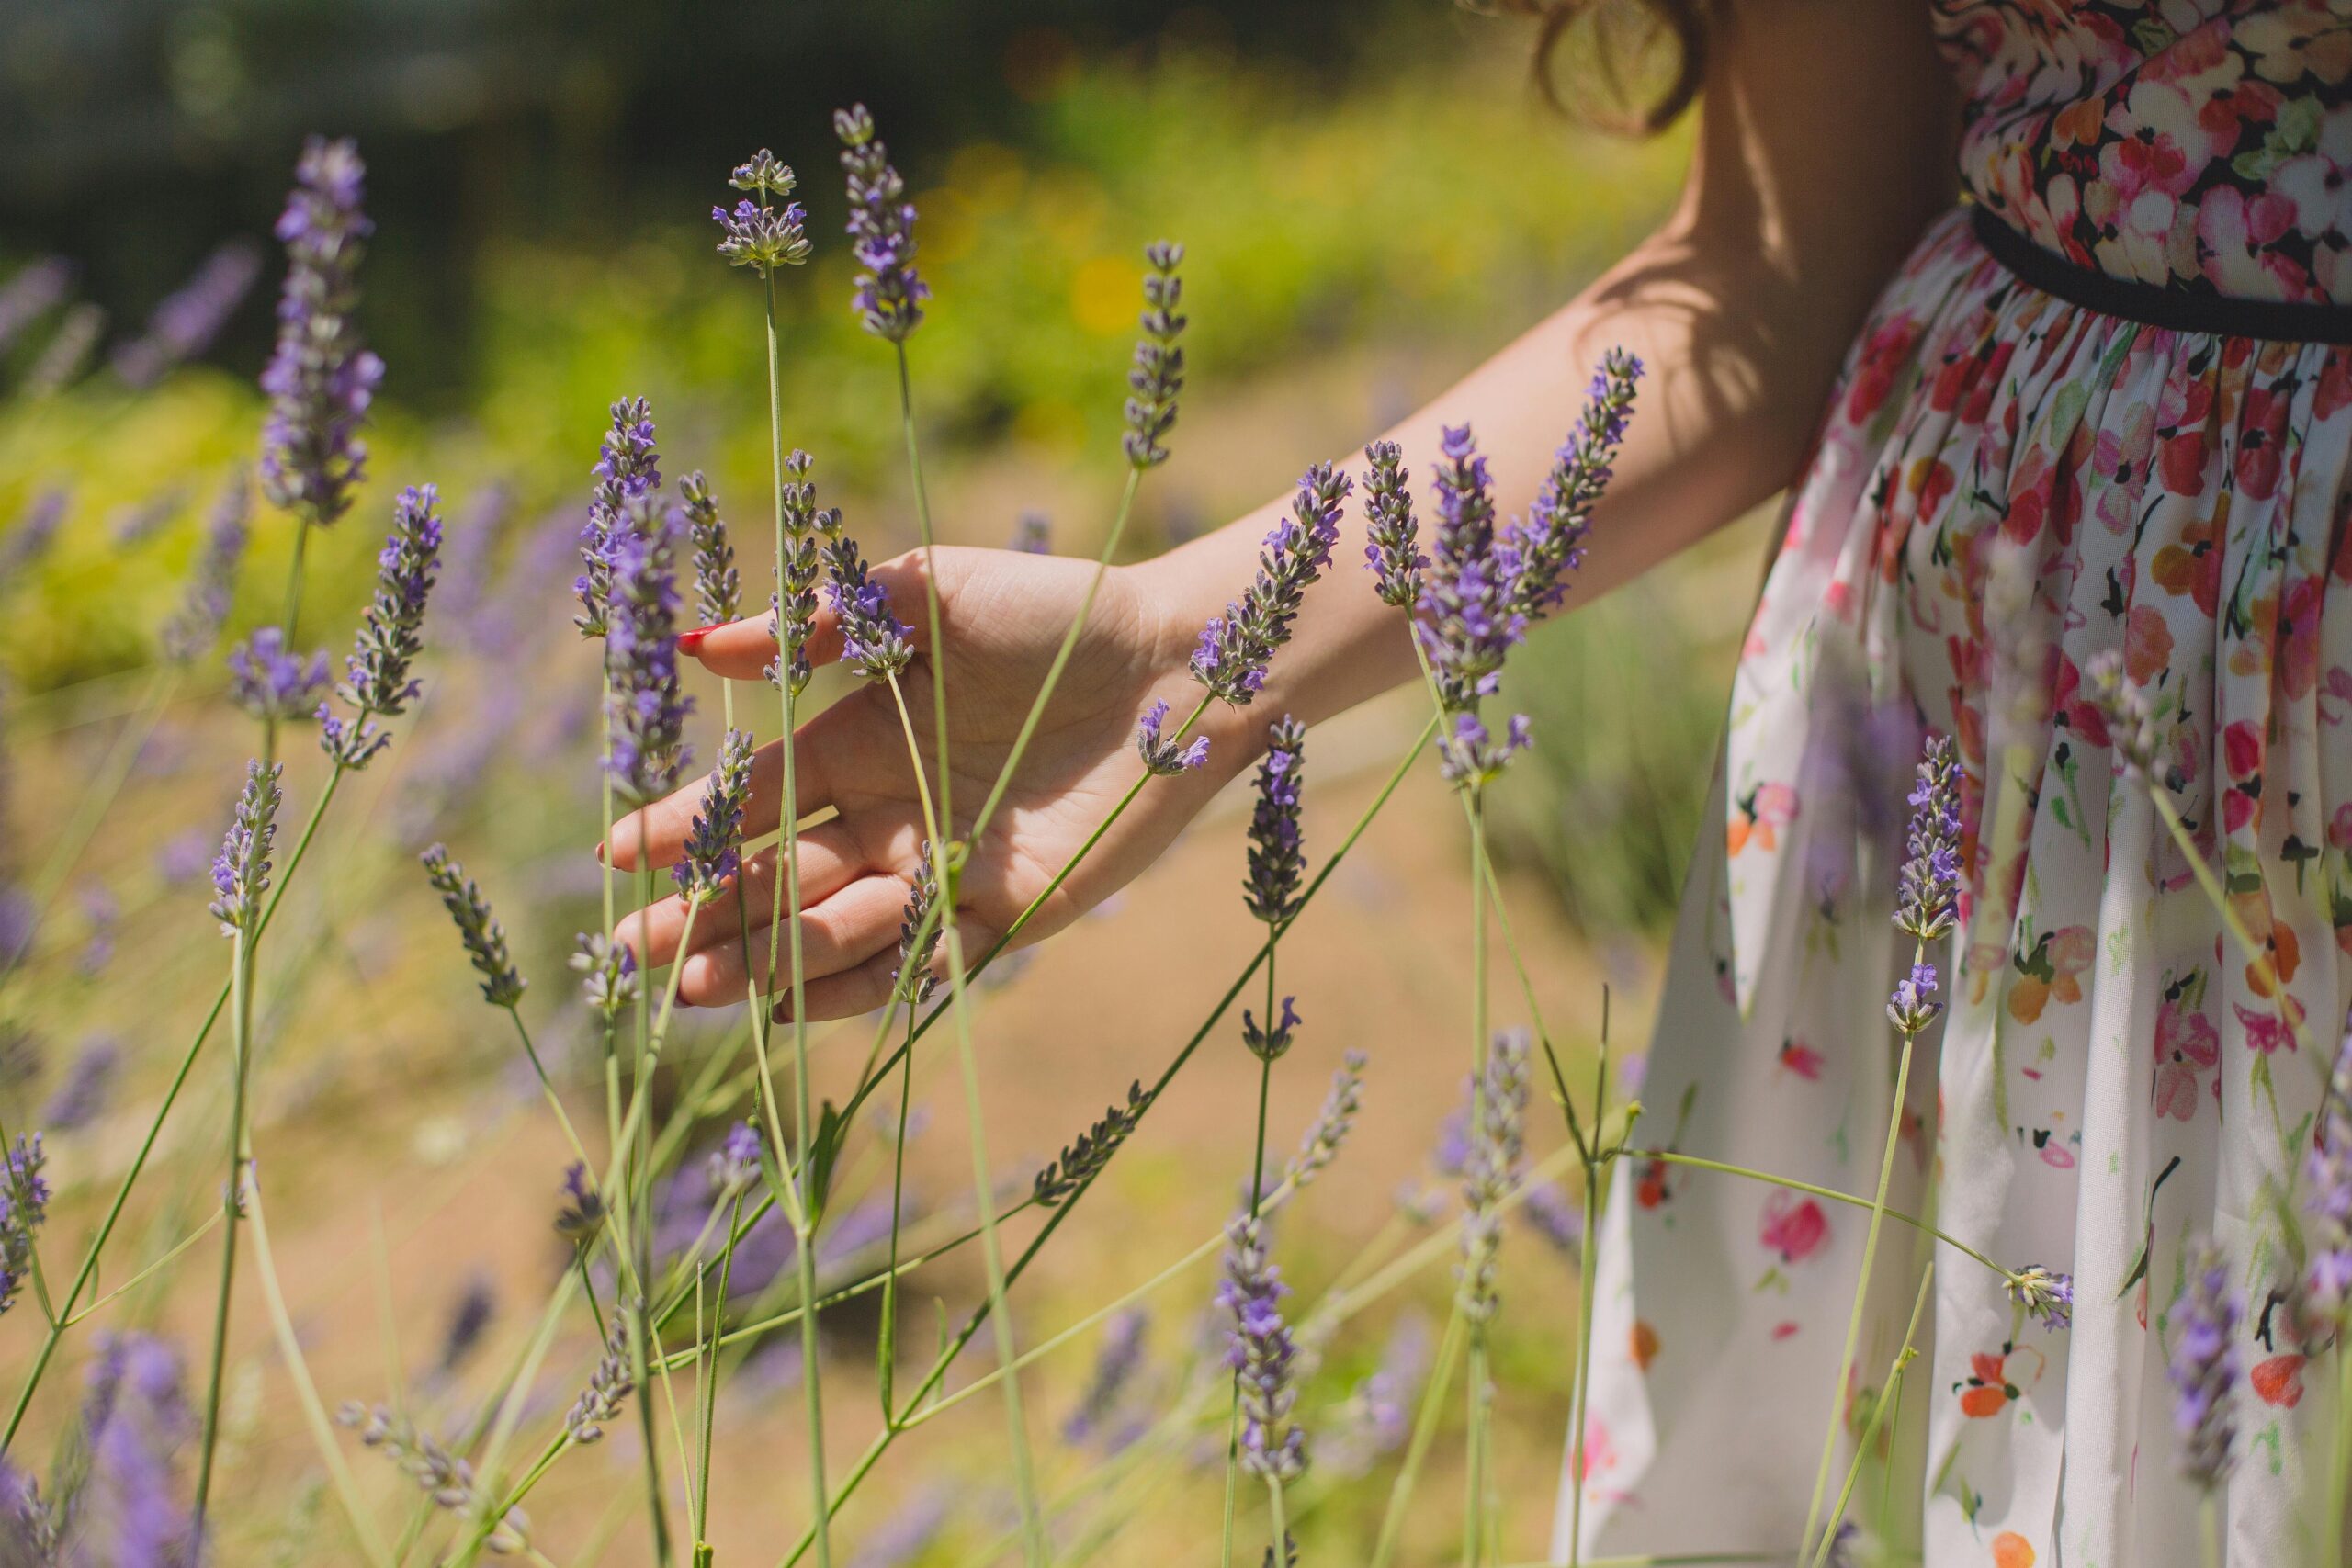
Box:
[1559, 5, 2352, 1565]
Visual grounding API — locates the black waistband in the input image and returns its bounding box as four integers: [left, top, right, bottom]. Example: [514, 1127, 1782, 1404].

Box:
[1970, 204, 2352, 346]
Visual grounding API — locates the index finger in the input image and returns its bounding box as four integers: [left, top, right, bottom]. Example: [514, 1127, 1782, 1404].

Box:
[678, 554, 933, 681]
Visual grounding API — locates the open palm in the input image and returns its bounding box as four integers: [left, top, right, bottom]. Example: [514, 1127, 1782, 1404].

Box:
[609, 544, 1234, 1018]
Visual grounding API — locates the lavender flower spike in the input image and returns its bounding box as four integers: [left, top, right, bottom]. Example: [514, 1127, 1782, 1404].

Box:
[1136, 699, 1210, 776]
[1219, 1215, 1307, 1481]
[836, 105, 929, 342]
[893, 844, 944, 1005]
[1895, 734, 1962, 942]
[1417, 423, 1516, 715]
[604, 495, 694, 804]
[1191, 464, 1351, 705]
[1438, 710, 1533, 791]
[321, 482, 444, 767]
[1283, 1049, 1368, 1190]
[1363, 439, 1422, 608]
[420, 845, 526, 1008]
[680, 471, 740, 626]
[114, 239, 262, 389]
[712, 154, 812, 276]
[0, 1134, 50, 1317]
[1012, 511, 1051, 554]
[2307, 1028, 2352, 1327]
[1242, 996, 1301, 1064]
[1245, 716, 1306, 924]
[1885, 961, 1941, 1036]
[161, 472, 252, 663]
[770, 449, 825, 694]
[574, 397, 662, 638]
[707, 1122, 761, 1200]
[566, 1301, 639, 1443]
[1034, 1083, 1156, 1206]
[1124, 242, 1187, 469]
[2169, 1236, 2240, 1488]
[554, 1161, 607, 1242]
[2007, 1265, 2075, 1333]
[340, 1401, 531, 1553]
[824, 523, 914, 681]
[208, 761, 284, 937]
[226, 626, 330, 724]
[81, 1333, 198, 1562]
[1506, 348, 1641, 620]
[676, 728, 754, 902]
[1458, 1030, 1530, 1325]
[258, 137, 383, 528]
[2085, 649, 2165, 778]
[571, 933, 639, 1021]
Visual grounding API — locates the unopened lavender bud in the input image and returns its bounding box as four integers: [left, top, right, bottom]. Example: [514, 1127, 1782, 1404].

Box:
[1507, 348, 1639, 620]
[1458, 1031, 1529, 1325]
[2085, 648, 2165, 779]
[1362, 440, 1422, 608]
[1283, 1049, 1367, 1190]
[420, 845, 526, 1008]
[676, 728, 755, 902]
[1136, 699, 1209, 776]
[770, 449, 825, 694]
[1123, 241, 1186, 468]
[208, 761, 284, 936]
[1894, 734, 1962, 942]
[712, 197, 812, 276]
[707, 1121, 762, 1200]
[1034, 1082, 1155, 1206]
[1218, 1215, 1306, 1481]
[322, 483, 444, 767]
[571, 933, 639, 1021]
[564, 1303, 637, 1443]
[893, 847, 944, 1005]
[729, 149, 798, 199]
[554, 1162, 607, 1243]
[1242, 997, 1302, 1065]
[2007, 1265, 2074, 1333]
[1245, 717, 1306, 922]
[679, 471, 740, 626]
[1885, 962, 1941, 1035]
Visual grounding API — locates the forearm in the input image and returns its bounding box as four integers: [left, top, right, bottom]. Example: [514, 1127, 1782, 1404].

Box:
[1133, 0, 1957, 760]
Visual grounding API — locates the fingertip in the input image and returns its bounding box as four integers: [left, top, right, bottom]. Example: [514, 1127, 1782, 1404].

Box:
[678, 626, 712, 656]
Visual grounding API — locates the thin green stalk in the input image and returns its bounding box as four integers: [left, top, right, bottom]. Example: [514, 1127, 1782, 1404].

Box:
[1636, 1151, 2011, 1282]
[2326, 1340, 2351, 1568]
[771, 715, 1441, 1568]
[694, 1190, 743, 1553]
[890, 343, 953, 848]
[1807, 1267, 1932, 1568]
[1464, 786, 1491, 1568]
[878, 1006, 917, 1422]
[1266, 1475, 1290, 1568]
[1566, 994, 1613, 1568]
[62, 1210, 223, 1326]
[632, 840, 675, 1568]
[1371, 1303, 1467, 1568]
[1799, 937, 1927, 1553]
[189, 919, 255, 1528]
[1225, 945, 1281, 1568]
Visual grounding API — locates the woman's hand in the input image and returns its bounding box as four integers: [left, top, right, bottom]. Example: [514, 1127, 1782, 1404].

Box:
[605, 545, 1241, 1019]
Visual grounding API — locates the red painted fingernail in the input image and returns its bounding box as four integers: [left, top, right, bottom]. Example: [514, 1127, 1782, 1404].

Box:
[678, 626, 712, 656]
[594, 840, 607, 865]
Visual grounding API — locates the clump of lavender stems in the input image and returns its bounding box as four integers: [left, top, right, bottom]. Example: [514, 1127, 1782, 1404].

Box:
[257, 137, 382, 528]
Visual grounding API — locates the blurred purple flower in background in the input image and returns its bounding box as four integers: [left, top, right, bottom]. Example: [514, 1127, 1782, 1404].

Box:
[0, 257, 72, 355]
[258, 137, 382, 529]
[113, 239, 263, 389]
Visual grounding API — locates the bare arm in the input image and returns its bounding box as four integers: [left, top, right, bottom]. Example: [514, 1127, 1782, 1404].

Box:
[1153, 0, 1959, 753]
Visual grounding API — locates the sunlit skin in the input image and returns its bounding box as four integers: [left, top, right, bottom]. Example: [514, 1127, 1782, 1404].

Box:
[606, 0, 1960, 1019]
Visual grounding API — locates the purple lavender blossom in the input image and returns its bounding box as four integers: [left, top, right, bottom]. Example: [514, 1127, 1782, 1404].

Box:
[824, 525, 914, 681]
[554, 1161, 607, 1242]
[1458, 1030, 1530, 1324]
[1521, 1179, 1585, 1258]
[0, 490, 69, 581]
[1438, 710, 1532, 791]
[679, 471, 740, 626]
[571, 933, 639, 1022]
[320, 483, 443, 767]
[24, 303, 103, 398]
[258, 138, 382, 528]
[1362, 439, 1422, 608]
[574, 397, 662, 639]
[1124, 242, 1186, 468]
[108, 485, 190, 547]
[1282, 1049, 1367, 1190]
[0, 257, 71, 355]
[42, 1035, 119, 1131]
[1245, 716, 1306, 924]
[1505, 349, 1640, 620]
[207, 761, 283, 937]
[565, 1302, 637, 1443]
[2306, 1027, 2352, 1325]
[436, 1273, 496, 1375]
[160, 473, 251, 663]
[1241, 996, 1301, 1065]
[603, 496, 694, 803]
[893, 845, 943, 1005]
[79, 1334, 196, 1565]
[675, 728, 754, 901]
[113, 239, 263, 389]
[836, 105, 929, 342]
[2170, 1236, 2240, 1487]
[1136, 699, 1210, 776]
[1012, 511, 1051, 555]
[225, 627, 329, 724]
[157, 830, 211, 888]
[1190, 465, 1350, 705]
[1896, 734, 1962, 942]
[2007, 1265, 2075, 1333]
[707, 1121, 762, 1200]
[1416, 423, 1516, 715]
[0, 1135, 48, 1318]
[0, 1455, 58, 1559]
[430, 480, 511, 642]
[1063, 1307, 1149, 1446]
[1219, 1214, 1306, 1481]
[1885, 961, 1941, 1035]
[421, 845, 526, 1008]
[712, 193, 812, 276]
[1318, 1309, 1433, 1477]
[770, 449, 825, 694]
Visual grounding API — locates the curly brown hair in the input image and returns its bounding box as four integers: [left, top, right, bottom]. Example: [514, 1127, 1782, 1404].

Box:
[1478, 0, 1711, 136]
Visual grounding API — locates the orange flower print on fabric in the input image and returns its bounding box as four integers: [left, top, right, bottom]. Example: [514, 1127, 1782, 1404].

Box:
[1727, 783, 1797, 858]
[2150, 498, 2225, 615]
[1991, 1533, 2036, 1568]
[1954, 1341, 2045, 1418]
[2007, 926, 2094, 1024]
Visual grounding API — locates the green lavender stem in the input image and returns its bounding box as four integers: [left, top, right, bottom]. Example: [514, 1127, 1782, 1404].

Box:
[1807, 1267, 1932, 1568]
[1799, 935, 1928, 1552]
[634, 842, 675, 1568]
[189, 916, 254, 1530]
